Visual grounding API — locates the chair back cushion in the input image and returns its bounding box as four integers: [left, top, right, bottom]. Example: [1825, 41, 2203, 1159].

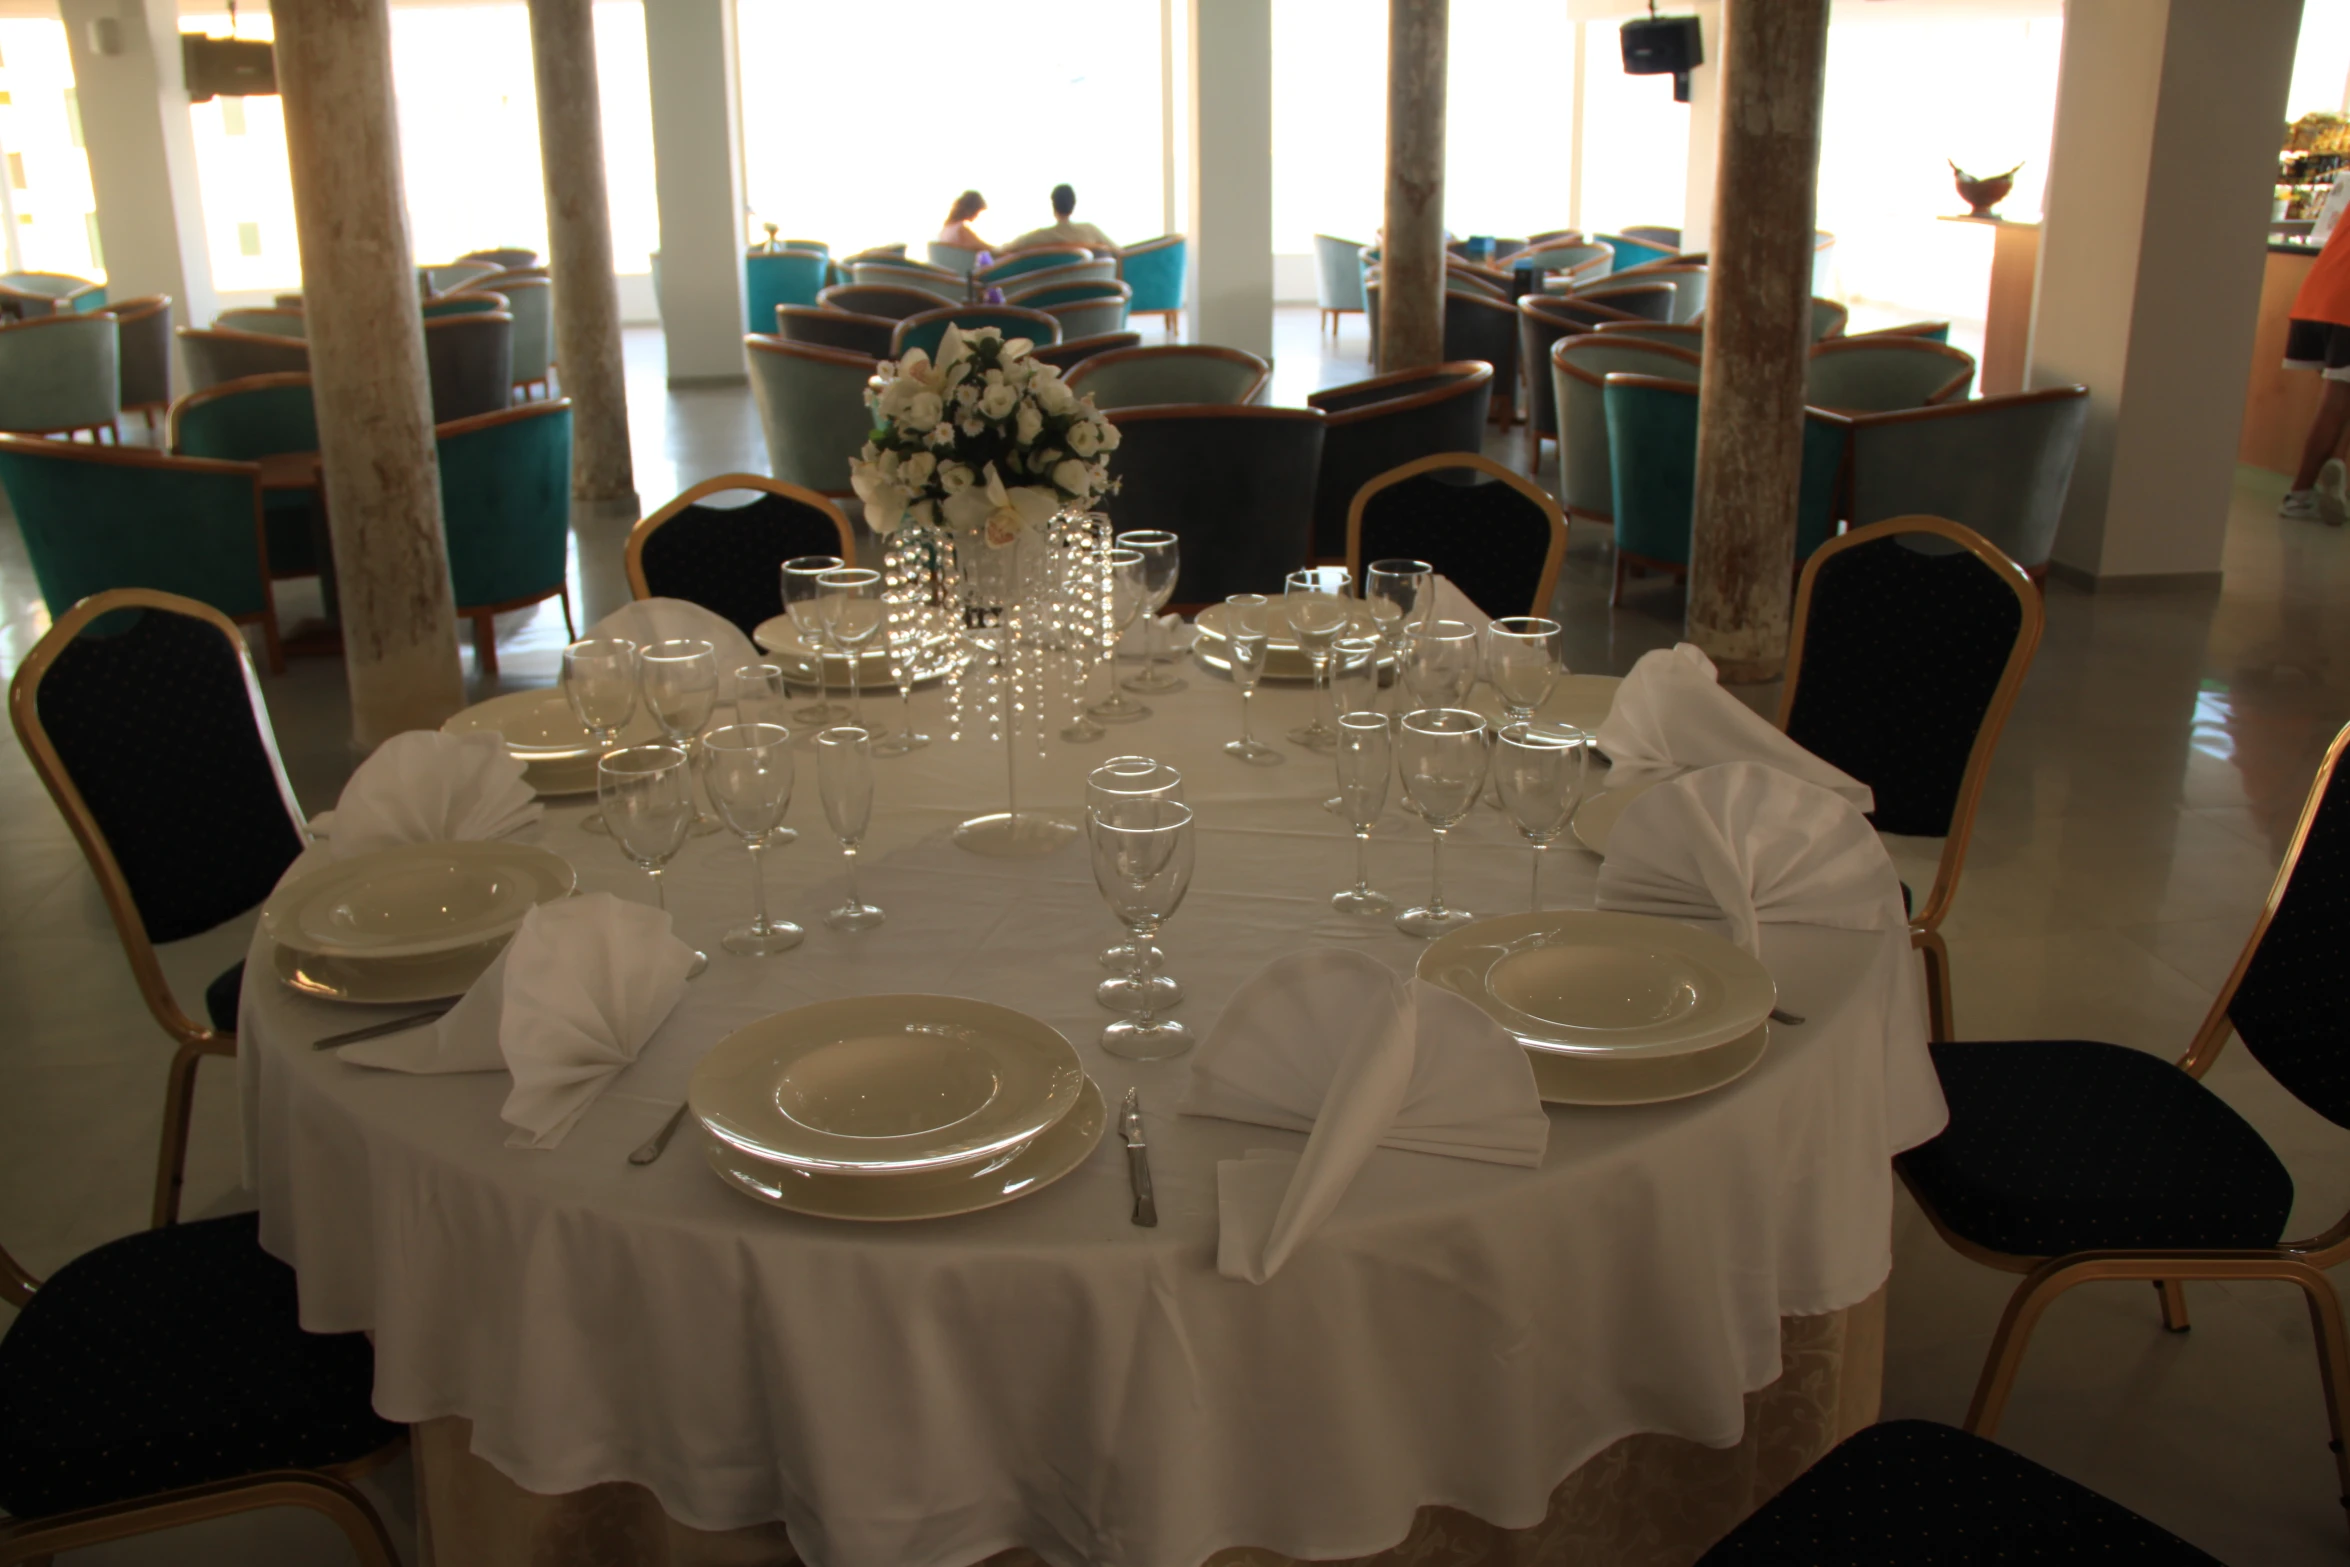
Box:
[1806, 337, 1976, 412]
[498, 278, 555, 381]
[745, 249, 831, 332]
[1312, 235, 1366, 312]
[891, 308, 1061, 360]
[424, 314, 515, 422]
[1307, 366, 1492, 557]
[1846, 387, 2088, 570]
[1552, 336, 1700, 518]
[178, 328, 308, 392]
[2229, 749, 2350, 1128]
[1118, 236, 1188, 313]
[1041, 298, 1126, 343]
[0, 315, 119, 433]
[638, 490, 850, 639]
[1603, 375, 1698, 569]
[775, 304, 895, 359]
[1357, 461, 1560, 620]
[0, 440, 268, 623]
[924, 244, 980, 277]
[1065, 346, 1268, 410]
[172, 376, 319, 461]
[437, 401, 572, 611]
[1597, 232, 1679, 270]
[745, 337, 875, 495]
[817, 284, 944, 322]
[1103, 408, 1325, 603]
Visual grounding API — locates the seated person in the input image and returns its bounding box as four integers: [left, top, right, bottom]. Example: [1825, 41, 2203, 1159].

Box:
[936, 190, 993, 252]
[1008, 185, 1118, 255]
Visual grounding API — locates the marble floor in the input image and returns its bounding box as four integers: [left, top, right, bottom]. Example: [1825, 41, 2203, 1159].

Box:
[0, 305, 2342, 1563]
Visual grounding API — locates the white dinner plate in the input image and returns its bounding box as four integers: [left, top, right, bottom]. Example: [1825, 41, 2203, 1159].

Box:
[751, 616, 960, 691]
[1191, 601, 1392, 682]
[260, 842, 577, 961]
[705, 1075, 1107, 1222]
[270, 934, 507, 1005]
[441, 689, 661, 761]
[1418, 909, 1775, 1059]
[1526, 1023, 1769, 1106]
[690, 995, 1088, 1177]
[1570, 780, 1652, 855]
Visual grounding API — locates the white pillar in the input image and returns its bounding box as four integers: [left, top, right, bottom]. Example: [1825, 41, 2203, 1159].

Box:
[1187, 0, 1273, 359]
[642, 0, 747, 384]
[2028, 0, 2302, 583]
[1677, 0, 1725, 254]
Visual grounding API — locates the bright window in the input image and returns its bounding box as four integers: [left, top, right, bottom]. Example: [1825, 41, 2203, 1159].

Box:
[181, 15, 299, 293]
[1575, 13, 1690, 243]
[0, 19, 101, 280]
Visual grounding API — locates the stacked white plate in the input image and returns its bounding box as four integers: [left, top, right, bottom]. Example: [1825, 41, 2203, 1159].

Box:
[260, 841, 578, 1004]
[440, 690, 661, 797]
[1190, 600, 1395, 681]
[1418, 911, 1778, 1105]
[688, 996, 1105, 1221]
[751, 617, 960, 692]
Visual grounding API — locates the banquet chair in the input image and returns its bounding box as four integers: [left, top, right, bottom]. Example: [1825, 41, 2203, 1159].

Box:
[1893, 723, 2350, 1534]
[1779, 516, 2041, 1041]
[437, 398, 575, 675]
[1550, 334, 1701, 536]
[1515, 297, 1593, 474]
[1039, 294, 1129, 343]
[890, 306, 1060, 361]
[1594, 231, 1679, 271]
[818, 283, 948, 322]
[1849, 319, 1953, 343]
[925, 243, 980, 276]
[977, 245, 1091, 287]
[1347, 452, 1564, 621]
[776, 303, 896, 359]
[177, 325, 309, 391]
[1100, 405, 1325, 605]
[424, 311, 515, 421]
[998, 259, 1119, 299]
[0, 313, 120, 441]
[215, 306, 307, 338]
[1592, 320, 1706, 354]
[626, 474, 856, 640]
[1843, 385, 2090, 578]
[744, 247, 831, 333]
[106, 294, 174, 431]
[744, 335, 875, 496]
[1029, 331, 1141, 371]
[849, 261, 963, 302]
[1695, 1421, 2218, 1563]
[1064, 344, 1270, 409]
[1806, 335, 1976, 413]
[1313, 233, 1367, 343]
[1305, 361, 1493, 559]
[1003, 273, 1125, 309]
[1118, 234, 1188, 335]
[171, 371, 323, 580]
[0, 270, 105, 318]
[489, 276, 555, 397]
[1810, 296, 1850, 341]
[460, 245, 537, 268]
[7, 588, 301, 1227]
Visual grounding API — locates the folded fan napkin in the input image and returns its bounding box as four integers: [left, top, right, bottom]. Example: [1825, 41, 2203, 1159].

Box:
[1180, 949, 1548, 1283]
[338, 893, 697, 1150]
[586, 597, 761, 701]
[1594, 761, 1908, 957]
[1594, 642, 1873, 812]
[322, 730, 540, 860]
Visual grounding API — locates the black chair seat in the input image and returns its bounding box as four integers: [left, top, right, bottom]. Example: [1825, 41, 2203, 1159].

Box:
[205, 960, 244, 1034]
[1899, 1039, 2294, 1257]
[1699, 1420, 2219, 1563]
[0, 1213, 398, 1519]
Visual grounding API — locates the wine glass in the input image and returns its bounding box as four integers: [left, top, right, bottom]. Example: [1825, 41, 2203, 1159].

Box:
[701, 721, 803, 956]
[1088, 798, 1196, 1059]
[1487, 617, 1564, 728]
[1494, 724, 1593, 911]
[816, 567, 883, 730]
[874, 597, 933, 756]
[731, 664, 797, 842]
[816, 726, 885, 932]
[1284, 565, 1354, 750]
[598, 743, 708, 976]
[1220, 592, 1280, 766]
[1088, 546, 1152, 724]
[638, 639, 723, 835]
[1321, 634, 1382, 814]
[1394, 708, 1490, 938]
[781, 554, 846, 724]
[1087, 757, 1184, 1001]
[1402, 618, 1480, 709]
[1364, 558, 1432, 711]
[563, 635, 636, 836]
[1331, 712, 1393, 916]
[1117, 529, 1186, 694]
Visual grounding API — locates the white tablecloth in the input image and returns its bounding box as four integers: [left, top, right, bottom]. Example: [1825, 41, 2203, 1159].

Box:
[240, 655, 1944, 1567]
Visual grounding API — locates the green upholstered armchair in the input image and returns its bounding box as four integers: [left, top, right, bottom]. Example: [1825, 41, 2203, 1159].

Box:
[0, 271, 105, 319]
[1118, 235, 1187, 333]
[1038, 290, 1130, 343]
[1312, 234, 1366, 342]
[215, 307, 307, 338]
[745, 249, 831, 332]
[170, 371, 321, 580]
[1064, 344, 1270, 410]
[1594, 232, 1678, 271]
[436, 398, 576, 676]
[1805, 336, 1976, 413]
[1578, 264, 1706, 323]
[1550, 334, 1700, 534]
[1844, 385, 2089, 575]
[817, 283, 948, 321]
[0, 435, 279, 670]
[0, 314, 120, 441]
[978, 246, 1092, 287]
[889, 306, 1060, 361]
[1001, 260, 1120, 300]
[849, 260, 964, 302]
[745, 334, 877, 498]
[106, 295, 174, 431]
[423, 313, 515, 421]
[177, 328, 308, 392]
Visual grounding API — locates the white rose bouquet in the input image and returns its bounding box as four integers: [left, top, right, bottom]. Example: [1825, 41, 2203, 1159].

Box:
[848, 324, 1119, 549]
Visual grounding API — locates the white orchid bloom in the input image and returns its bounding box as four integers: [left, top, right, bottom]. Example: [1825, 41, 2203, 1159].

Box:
[849, 461, 909, 534]
[942, 461, 1058, 548]
[1051, 457, 1092, 496]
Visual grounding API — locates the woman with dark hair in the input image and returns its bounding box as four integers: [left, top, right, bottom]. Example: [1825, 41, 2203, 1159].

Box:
[936, 191, 992, 253]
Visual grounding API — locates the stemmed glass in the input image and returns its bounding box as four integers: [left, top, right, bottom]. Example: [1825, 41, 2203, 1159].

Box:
[638, 638, 723, 835]
[1117, 529, 1187, 694]
[781, 555, 846, 725]
[1487, 617, 1564, 729]
[598, 743, 708, 976]
[874, 598, 933, 756]
[1402, 619, 1481, 708]
[1394, 709, 1490, 938]
[1494, 725, 1592, 911]
[816, 726, 885, 932]
[1322, 634, 1382, 814]
[1087, 757, 1184, 1004]
[701, 722, 803, 955]
[816, 567, 884, 730]
[1284, 565, 1354, 750]
[1220, 592, 1280, 765]
[563, 635, 636, 836]
[1088, 546, 1152, 724]
[1364, 558, 1433, 706]
[731, 664, 796, 842]
[1088, 798, 1196, 1059]
[1331, 712, 1393, 916]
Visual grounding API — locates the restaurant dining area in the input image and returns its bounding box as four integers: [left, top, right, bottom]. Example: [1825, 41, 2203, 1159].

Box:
[2, 0, 2350, 1563]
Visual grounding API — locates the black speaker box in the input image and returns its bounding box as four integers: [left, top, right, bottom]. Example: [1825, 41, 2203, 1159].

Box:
[1620, 15, 1703, 76]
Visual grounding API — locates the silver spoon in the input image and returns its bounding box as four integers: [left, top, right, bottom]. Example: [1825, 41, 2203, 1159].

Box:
[629, 1104, 690, 1165]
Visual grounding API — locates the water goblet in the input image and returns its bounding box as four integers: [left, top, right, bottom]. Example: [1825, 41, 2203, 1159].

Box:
[639, 638, 723, 835]
[1402, 618, 1481, 709]
[563, 635, 636, 835]
[598, 743, 708, 976]
[1087, 757, 1185, 1001]
[815, 567, 884, 730]
[701, 722, 803, 955]
[816, 726, 885, 932]
[1364, 557, 1434, 662]
[1220, 592, 1280, 766]
[1088, 546, 1153, 724]
[874, 599, 933, 756]
[1117, 529, 1187, 694]
[1394, 708, 1490, 938]
[1493, 724, 1592, 911]
[781, 554, 846, 725]
[1284, 565, 1354, 750]
[1322, 634, 1383, 814]
[730, 664, 797, 841]
[1487, 617, 1564, 728]
[1088, 798, 1196, 1059]
[1331, 712, 1394, 916]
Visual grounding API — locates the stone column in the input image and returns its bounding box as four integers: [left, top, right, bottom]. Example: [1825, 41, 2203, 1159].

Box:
[1686, 0, 1829, 683]
[1380, 0, 1446, 374]
[529, 0, 636, 506]
[275, 0, 466, 744]
[1187, 0, 1274, 359]
[643, 0, 747, 385]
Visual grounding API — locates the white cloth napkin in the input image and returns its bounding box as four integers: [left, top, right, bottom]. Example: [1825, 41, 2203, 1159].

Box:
[319, 730, 539, 860]
[1594, 642, 1873, 811]
[1118, 612, 1194, 657]
[587, 597, 761, 701]
[1180, 949, 1548, 1284]
[1595, 761, 1908, 957]
[338, 893, 698, 1150]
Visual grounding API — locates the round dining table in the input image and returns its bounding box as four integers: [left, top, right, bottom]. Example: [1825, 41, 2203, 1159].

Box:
[239, 636, 1944, 1567]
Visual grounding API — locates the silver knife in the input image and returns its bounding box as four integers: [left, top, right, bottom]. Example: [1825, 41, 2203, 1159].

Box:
[313, 1006, 453, 1051]
[629, 1104, 691, 1166]
[1119, 1086, 1157, 1228]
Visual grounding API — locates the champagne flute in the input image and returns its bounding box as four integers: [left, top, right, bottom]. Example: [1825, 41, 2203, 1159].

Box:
[1402, 619, 1481, 709]
[781, 555, 846, 725]
[731, 664, 796, 841]
[1088, 798, 1196, 1059]
[1494, 724, 1592, 911]
[598, 743, 708, 976]
[1394, 708, 1489, 938]
[1089, 547, 1152, 724]
[1087, 756, 1184, 999]
[638, 638, 723, 835]
[1322, 634, 1382, 814]
[701, 722, 803, 955]
[874, 597, 933, 756]
[816, 567, 883, 730]
[1117, 528, 1187, 694]
[816, 726, 884, 931]
[1331, 712, 1393, 915]
[1284, 566, 1353, 749]
[1221, 592, 1280, 765]
[1487, 617, 1564, 728]
[563, 635, 636, 836]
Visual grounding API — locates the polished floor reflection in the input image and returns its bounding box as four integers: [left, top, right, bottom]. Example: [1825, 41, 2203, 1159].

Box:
[0, 310, 2342, 1562]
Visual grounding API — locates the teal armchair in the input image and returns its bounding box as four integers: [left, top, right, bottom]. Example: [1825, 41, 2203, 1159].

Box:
[421, 291, 508, 320]
[0, 313, 120, 440]
[1039, 288, 1133, 341]
[170, 371, 321, 580]
[849, 260, 963, 301]
[436, 398, 575, 676]
[979, 246, 1091, 287]
[0, 435, 278, 670]
[1844, 385, 2090, 574]
[744, 334, 877, 498]
[1312, 234, 1366, 342]
[1118, 234, 1187, 332]
[0, 271, 105, 318]
[889, 306, 1060, 360]
[1064, 344, 1269, 409]
[744, 249, 830, 333]
[1595, 232, 1678, 271]
[1805, 336, 1976, 412]
[1001, 259, 1119, 300]
[177, 327, 309, 392]
[1550, 334, 1699, 532]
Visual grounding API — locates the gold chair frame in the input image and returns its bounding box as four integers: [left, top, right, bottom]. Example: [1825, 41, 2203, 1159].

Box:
[625, 473, 857, 602]
[8, 589, 304, 1227]
[1343, 450, 1567, 621]
[1778, 515, 2042, 1042]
